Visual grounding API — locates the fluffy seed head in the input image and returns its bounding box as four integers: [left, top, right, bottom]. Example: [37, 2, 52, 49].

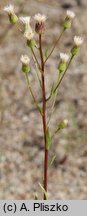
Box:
[3, 4, 14, 14]
[20, 55, 30, 65]
[34, 13, 46, 23]
[19, 16, 31, 25]
[66, 10, 75, 19]
[74, 36, 83, 46]
[60, 53, 69, 62]
[24, 29, 34, 40]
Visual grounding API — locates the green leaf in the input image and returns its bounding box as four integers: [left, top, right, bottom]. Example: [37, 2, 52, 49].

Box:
[46, 84, 54, 101]
[39, 183, 48, 200]
[34, 194, 38, 200]
[46, 127, 52, 150]
[44, 48, 49, 60]
[49, 155, 56, 167]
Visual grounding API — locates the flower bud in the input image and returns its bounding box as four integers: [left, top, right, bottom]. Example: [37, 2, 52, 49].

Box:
[24, 29, 35, 48]
[71, 36, 83, 56]
[34, 13, 46, 34]
[59, 119, 68, 129]
[9, 14, 18, 24]
[63, 10, 75, 30]
[58, 53, 69, 73]
[4, 4, 18, 24]
[20, 55, 30, 73]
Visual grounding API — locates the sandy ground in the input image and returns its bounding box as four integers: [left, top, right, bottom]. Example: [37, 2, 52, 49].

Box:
[0, 0, 87, 199]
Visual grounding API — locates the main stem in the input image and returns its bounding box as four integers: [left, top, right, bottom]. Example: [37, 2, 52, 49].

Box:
[39, 34, 48, 199]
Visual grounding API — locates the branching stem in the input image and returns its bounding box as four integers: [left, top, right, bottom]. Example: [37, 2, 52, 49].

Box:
[44, 29, 65, 64]
[54, 55, 74, 93]
[25, 73, 42, 114]
[47, 55, 74, 125]
[30, 47, 41, 70]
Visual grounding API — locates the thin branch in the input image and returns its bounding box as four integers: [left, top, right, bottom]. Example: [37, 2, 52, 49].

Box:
[30, 47, 42, 88]
[25, 73, 42, 115]
[30, 47, 41, 71]
[54, 55, 74, 93]
[44, 29, 65, 64]
[47, 76, 59, 126]
[36, 70, 42, 88]
[47, 55, 74, 125]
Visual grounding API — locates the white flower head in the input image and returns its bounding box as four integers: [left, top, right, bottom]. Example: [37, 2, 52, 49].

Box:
[60, 53, 69, 62]
[19, 16, 31, 25]
[24, 29, 34, 40]
[66, 10, 75, 19]
[20, 55, 30, 65]
[3, 4, 14, 14]
[74, 36, 83, 46]
[63, 119, 68, 126]
[34, 13, 46, 23]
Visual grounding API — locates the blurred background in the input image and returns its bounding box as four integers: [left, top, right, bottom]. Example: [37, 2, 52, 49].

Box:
[0, 0, 87, 199]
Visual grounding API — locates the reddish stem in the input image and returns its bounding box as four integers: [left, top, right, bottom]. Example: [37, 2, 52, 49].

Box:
[39, 34, 48, 199]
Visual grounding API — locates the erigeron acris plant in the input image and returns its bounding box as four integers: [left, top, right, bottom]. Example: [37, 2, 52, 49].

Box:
[3, 4, 83, 200]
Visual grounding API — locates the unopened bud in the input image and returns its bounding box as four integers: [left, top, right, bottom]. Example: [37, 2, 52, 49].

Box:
[8, 14, 18, 24]
[59, 119, 68, 129]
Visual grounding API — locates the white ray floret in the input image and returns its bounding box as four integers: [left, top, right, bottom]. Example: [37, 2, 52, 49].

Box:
[63, 119, 68, 126]
[20, 55, 30, 65]
[24, 29, 34, 40]
[34, 13, 46, 23]
[74, 36, 83, 46]
[66, 10, 75, 19]
[3, 4, 14, 14]
[60, 53, 69, 62]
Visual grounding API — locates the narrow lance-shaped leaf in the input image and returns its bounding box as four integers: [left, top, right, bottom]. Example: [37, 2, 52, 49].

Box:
[46, 127, 52, 150]
[49, 155, 56, 167]
[39, 183, 48, 200]
[46, 84, 54, 101]
[44, 48, 49, 60]
[34, 194, 38, 200]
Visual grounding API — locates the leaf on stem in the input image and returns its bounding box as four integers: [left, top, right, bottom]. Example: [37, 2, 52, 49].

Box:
[34, 194, 38, 200]
[46, 84, 54, 102]
[39, 183, 48, 200]
[44, 48, 49, 60]
[49, 155, 56, 167]
[46, 127, 52, 150]
[25, 73, 42, 115]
